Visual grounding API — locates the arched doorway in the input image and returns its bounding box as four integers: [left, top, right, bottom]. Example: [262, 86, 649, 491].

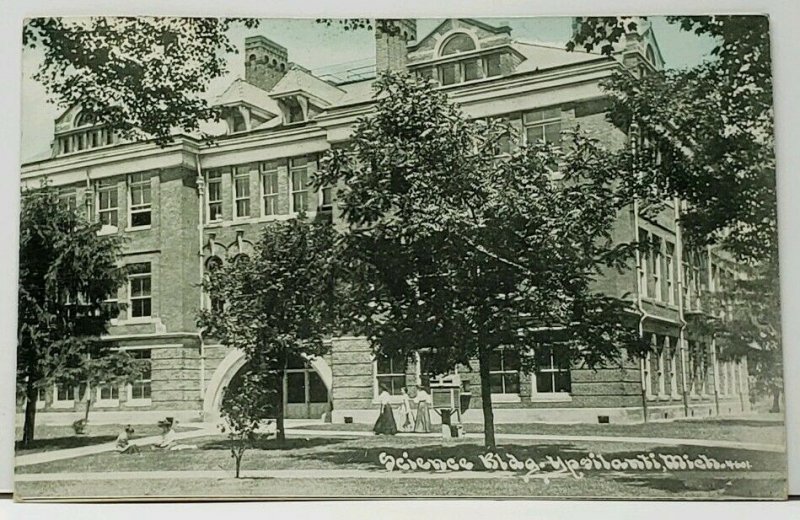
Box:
[203, 348, 332, 422]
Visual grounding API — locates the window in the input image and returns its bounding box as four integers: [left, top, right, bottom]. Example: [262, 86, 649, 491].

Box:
[97, 179, 119, 228]
[59, 188, 78, 211]
[533, 346, 571, 394]
[440, 33, 476, 56]
[128, 173, 152, 228]
[666, 242, 676, 305]
[638, 228, 649, 298]
[129, 349, 152, 402]
[463, 59, 483, 81]
[523, 108, 561, 147]
[98, 382, 120, 403]
[652, 236, 663, 301]
[260, 161, 280, 216]
[376, 353, 407, 396]
[667, 337, 679, 397]
[36, 386, 46, 409]
[320, 185, 333, 210]
[128, 262, 152, 318]
[205, 256, 225, 312]
[656, 336, 666, 396]
[233, 167, 251, 218]
[285, 354, 329, 405]
[439, 62, 458, 86]
[489, 348, 520, 395]
[54, 383, 76, 407]
[290, 158, 309, 213]
[484, 54, 502, 77]
[206, 170, 223, 222]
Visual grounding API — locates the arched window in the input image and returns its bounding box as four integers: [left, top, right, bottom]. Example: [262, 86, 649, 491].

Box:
[205, 256, 225, 313]
[232, 253, 250, 265]
[74, 111, 95, 128]
[440, 33, 476, 56]
[645, 45, 656, 66]
[206, 256, 223, 271]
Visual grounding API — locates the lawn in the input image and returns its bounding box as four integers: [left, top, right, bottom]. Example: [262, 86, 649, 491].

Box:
[15, 432, 787, 500]
[296, 417, 786, 446]
[15, 423, 194, 455]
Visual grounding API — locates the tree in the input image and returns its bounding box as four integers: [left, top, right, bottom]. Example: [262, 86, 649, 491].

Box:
[569, 16, 781, 408]
[198, 218, 338, 442]
[23, 17, 259, 143]
[18, 182, 126, 446]
[63, 350, 146, 427]
[218, 364, 275, 478]
[318, 72, 644, 449]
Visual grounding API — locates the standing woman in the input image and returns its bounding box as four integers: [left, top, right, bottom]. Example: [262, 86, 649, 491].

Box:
[373, 386, 398, 435]
[399, 387, 415, 432]
[414, 385, 433, 433]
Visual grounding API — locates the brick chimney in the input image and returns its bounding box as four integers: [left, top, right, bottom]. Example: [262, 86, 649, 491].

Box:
[375, 19, 417, 72]
[244, 36, 288, 92]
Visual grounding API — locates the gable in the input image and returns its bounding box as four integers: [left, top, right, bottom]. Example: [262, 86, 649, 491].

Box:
[409, 18, 513, 64]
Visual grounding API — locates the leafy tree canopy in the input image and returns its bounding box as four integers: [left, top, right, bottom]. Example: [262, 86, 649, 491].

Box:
[24, 17, 259, 144]
[18, 182, 127, 444]
[318, 72, 646, 447]
[198, 217, 339, 439]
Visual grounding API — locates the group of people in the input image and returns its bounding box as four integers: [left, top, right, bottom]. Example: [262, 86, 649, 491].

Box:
[114, 417, 197, 454]
[373, 385, 433, 435]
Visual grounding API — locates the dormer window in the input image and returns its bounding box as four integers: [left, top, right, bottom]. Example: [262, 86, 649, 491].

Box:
[285, 98, 305, 124]
[54, 109, 117, 157]
[440, 33, 477, 56]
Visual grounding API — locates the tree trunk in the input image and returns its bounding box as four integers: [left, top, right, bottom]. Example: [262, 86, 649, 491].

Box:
[770, 387, 781, 413]
[275, 371, 286, 442]
[22, 380, 37, 447]
[84, 395, 92, 422]
[234, 449, 243, 478]
[477, 347, 496, 450]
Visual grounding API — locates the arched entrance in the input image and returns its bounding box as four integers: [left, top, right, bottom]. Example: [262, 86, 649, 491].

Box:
[203, 348, 332, 422]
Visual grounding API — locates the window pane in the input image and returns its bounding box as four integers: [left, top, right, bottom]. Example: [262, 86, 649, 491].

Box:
[503, 373, 520, 394]
[485, 54, 501, 77]
[544, 122, 561, 145]
[308, 371, 328, 403]
[489, 373, 504, 394]
[555, 371, 572, 393]
[131, 210, 151, 227]
[440, 34, 476, 55]
[536, 373, 555, 393]
[287, 372, 306, 403]
[488, 350, 502, 371]
[526, 125, 544, 144]
[464, 59, 482, 81]
[440, 63, 458, 85]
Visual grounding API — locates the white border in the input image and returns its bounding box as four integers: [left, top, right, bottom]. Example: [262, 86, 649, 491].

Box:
[2, 0, 799, 513]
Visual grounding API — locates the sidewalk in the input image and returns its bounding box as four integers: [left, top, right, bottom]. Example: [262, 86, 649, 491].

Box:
[15, 424, 217, 467]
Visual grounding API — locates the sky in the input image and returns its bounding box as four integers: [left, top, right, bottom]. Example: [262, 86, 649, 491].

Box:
[19, 17, 718, 162]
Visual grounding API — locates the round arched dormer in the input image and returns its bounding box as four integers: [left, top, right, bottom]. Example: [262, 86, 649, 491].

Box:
[439, 32, 477, 57]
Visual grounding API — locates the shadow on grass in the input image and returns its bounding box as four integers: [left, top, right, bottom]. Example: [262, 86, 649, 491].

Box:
[610, 474, 785, 498]
[201, 436, 348, 452]
[15, 435, 117, 454]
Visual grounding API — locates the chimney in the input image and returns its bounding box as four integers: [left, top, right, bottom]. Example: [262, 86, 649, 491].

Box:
[244, 36, 288, 92]
[375, 19, 417, 72]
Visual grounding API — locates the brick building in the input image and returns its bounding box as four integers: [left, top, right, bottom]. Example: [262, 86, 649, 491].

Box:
[19, 18, 750, 426]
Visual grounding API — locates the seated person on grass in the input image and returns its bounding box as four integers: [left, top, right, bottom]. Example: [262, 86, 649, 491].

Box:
[115, 425, 140, 454]
[152, 417, 197, 451]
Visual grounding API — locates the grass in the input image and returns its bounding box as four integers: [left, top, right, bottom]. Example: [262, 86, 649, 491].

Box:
[15, 423, 194, 455]
[15, 474, 786, 501]
[15, 431, 786, 500]
[296, 417, 786, 446]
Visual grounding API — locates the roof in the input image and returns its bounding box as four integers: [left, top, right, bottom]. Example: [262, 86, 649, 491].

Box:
[214, 78, 280, 115]
[269, 66, 346, 105]
[511, 40, 607, 74]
